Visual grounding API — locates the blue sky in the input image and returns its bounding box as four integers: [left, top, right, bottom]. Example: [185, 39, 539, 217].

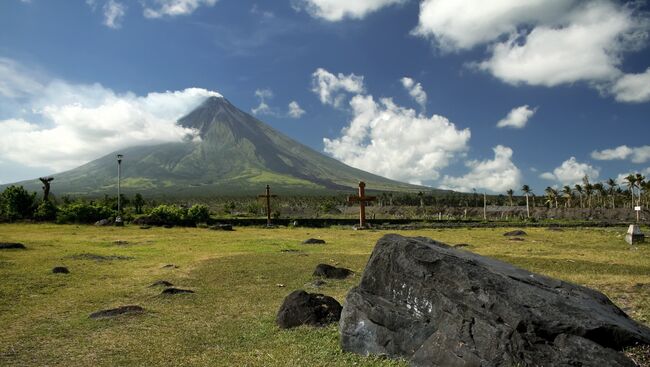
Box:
[1, 0, 650, 194]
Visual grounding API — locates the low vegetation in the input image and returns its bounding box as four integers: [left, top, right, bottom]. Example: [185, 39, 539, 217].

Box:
[0, 224, 648, 366]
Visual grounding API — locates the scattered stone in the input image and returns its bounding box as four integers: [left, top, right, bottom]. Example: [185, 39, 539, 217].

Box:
[52, 266, 69, 274]
[139, 225, 152, 230]
[161, 264, 178, 269]
[276, 290, 342, 329]
[453, 243, 470, 248]
[311, 279, 327, 287]
[508, 237, 525, 241]
[209, 224, 233, 231]
[0, 242, 26, 250]
[150, 280, 173, 287]
[276, 284, 286, 288]
[67, 253, 133, 261]
[504, 229, 527, 236]
[94, 218, 113, 226]
[280, 249, 300, 253]
[161, 287, 194, 295]
[90, 305, 144, 319]
[112, 240, 129, 246]
[313, 263, 353, 279]
[340, 234, 650, 367]
[302, 238, 326, 244]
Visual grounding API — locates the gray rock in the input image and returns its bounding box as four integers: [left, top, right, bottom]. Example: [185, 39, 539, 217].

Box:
[0, 242, 26, 250]
[94, 218, 113, 226]
[90, 305, 144, 319]
[52, 266, 69, 274]
[302, 238, 326, 244]
[504, 229, 527, 236]
[161, 287, 194, 295]
[340, 234, 650, 367]
[276, 290, 342, 329]
[313, 263, 353, 279]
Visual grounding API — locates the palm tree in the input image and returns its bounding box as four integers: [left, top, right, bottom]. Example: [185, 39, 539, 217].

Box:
[522, 185, 531, 218]
[606, 178, 617, 209]
[574, 184, 584, 208]
[544, 187, 559, 208]
[562, 185, 573, 208]
[593, 183, 606, 208]
[624, 174, 637, 209]
[506, 189, 514, 207]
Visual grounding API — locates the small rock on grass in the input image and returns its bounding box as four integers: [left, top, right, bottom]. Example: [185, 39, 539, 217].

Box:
[90, 305, 144, 319]
[276, 290, 342, 329]
[150, 280, 173, 287]
[0, 242, 26, 250]
[504, 230, 527, 236]
[161, 287, 194, 295]
[302, 238, 326, 244]
[313, 264, 353, 279]
[161, 264, 178, 269]
[52, 266, 69, 274]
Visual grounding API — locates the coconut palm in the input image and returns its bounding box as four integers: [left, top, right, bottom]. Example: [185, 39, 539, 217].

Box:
[593, 183, 606, 208]
[624, 174, 637, 208]
[506, 189, 514, 207]
[574, 184, 584, 208]
[544, 187, 559, 208]
[522, 185, 531, 218]
[562, 185, 573, 208]
[606, 178, 617, 209]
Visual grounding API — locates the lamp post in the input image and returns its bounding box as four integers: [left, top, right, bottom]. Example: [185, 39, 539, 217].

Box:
[116, 154, 123, 226]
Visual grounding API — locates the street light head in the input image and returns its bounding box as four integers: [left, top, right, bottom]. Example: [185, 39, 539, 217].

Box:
[117, 154, 123, 163]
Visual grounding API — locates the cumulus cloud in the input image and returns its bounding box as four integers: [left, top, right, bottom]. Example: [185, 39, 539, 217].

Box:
[540, 157, 599, 185]
[293, 0, 405, 22]
[103, 0, 126, 29]
[591, 145, 650, 164]
[400, 77, 427, 112]
[440, 145, 521, 193]
[413, 0, 649, 96]
[324, 93, 470, 185]
[287, 101, 305, 118]
[0, 59, 220, 172]
[143, 0, 217, 18]
[251, 88, 274, 116]
[311, 68, 365, 108]
[611, 68, 650, 103]
[496, 105, 536, 129]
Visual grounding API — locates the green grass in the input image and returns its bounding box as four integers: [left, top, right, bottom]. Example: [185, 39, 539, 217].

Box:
[0, 224, 649, 366]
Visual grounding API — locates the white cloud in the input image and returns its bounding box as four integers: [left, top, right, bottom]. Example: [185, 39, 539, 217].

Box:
[0, 58, 45, 99]
[251, 88, 273, 116]
[591, 145, 650, 164]
[540, 157, 599, 185]
[440, 145, 521, 193]
[611, 68, 650, 103]
[324, 94, 470, 185]
[0, 59, 220, 172]
[143, 0, 218, 18]
[414, 0, 649, 95]
[311, 68, 365, 108]
[103, 0, 126, 29]
[496, 105, 536, 129]
[293, 0, 405, 22]
[413, 0, 572, 52]
[287, 101, 305, 118]
[400, 77, 427, 112]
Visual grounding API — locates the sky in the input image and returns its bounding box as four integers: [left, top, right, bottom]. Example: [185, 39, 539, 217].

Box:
[1, 0, 650, 194]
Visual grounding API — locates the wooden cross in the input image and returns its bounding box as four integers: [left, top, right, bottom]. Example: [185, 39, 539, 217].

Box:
[347, 181, 376, 228]
[257, 185, 277, 226]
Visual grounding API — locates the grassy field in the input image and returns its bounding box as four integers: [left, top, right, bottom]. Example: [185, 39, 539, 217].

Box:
[1, 224, 649, 366]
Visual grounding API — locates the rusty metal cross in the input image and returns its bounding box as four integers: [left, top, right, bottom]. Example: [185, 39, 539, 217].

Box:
[257, 185, 278, 226]
[347, 181, 376, 228]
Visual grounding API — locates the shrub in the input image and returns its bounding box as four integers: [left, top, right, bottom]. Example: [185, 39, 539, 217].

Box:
[148, 204, 186, 225]
[57, 202, 114, 224]
[187, 204, 210, 224]
[1, 185, 36, 220]
[34, 200, 58, 221]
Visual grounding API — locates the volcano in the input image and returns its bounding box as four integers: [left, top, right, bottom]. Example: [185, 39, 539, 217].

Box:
[9, 96, 428, 197]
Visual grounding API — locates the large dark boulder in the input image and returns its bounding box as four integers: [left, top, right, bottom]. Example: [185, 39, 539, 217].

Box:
[276, 290, 342, 329]
[313, 264, 353, 279]
[340, 234, 650, 367]
[0, 242, 26, 250]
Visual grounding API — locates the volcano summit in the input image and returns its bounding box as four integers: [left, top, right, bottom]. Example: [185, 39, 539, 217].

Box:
[9, 96, 425, 197]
